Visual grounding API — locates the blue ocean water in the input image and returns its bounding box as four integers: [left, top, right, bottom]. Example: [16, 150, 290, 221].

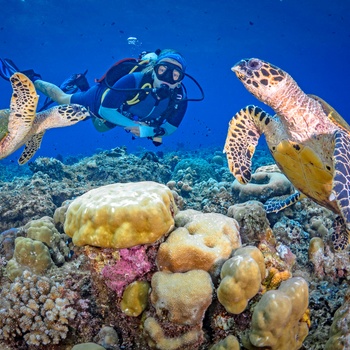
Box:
[0, 0, 349, 164]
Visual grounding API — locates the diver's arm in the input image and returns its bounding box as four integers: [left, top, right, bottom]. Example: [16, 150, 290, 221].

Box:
[137, 100, 187, 138]
[166, 100, 188, 128]
[34, 80, 72, 104]
[98, 74, 140, 126]
[152, 100, 187, 137]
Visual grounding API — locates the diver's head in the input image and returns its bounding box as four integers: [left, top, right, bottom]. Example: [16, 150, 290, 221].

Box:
[153, 49, 186, 88]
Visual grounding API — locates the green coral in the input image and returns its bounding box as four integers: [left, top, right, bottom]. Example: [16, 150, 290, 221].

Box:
[120, 280, 150, 317]
[6, 237, 53, 281]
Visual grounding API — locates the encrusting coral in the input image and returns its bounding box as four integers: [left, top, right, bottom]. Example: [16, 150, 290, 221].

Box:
[143, 317, 203, 350]
[209, 335, 241, 350]
[120, 280, 150, 317]
[64, 181, 177, 248]
[227, 201, 271, 244]
[308, 236, 325, 278]
[217, 246, 265, 314]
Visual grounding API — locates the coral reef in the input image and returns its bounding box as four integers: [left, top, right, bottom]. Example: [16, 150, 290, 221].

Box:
[0, 145, 349, 349]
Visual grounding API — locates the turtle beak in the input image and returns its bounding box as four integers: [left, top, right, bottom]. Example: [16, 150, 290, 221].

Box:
[231, 59, 249, 81]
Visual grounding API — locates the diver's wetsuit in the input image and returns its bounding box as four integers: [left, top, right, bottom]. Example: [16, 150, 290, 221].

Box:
[71, 72, 187, 138]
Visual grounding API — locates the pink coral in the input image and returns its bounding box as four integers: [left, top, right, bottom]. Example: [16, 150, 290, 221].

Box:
[101, 246, 152, 296]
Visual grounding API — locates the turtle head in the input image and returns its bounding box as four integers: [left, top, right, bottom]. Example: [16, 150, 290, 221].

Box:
[232, 58, 287, 103]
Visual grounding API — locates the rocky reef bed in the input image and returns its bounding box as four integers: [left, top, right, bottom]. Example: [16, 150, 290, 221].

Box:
[0, 146, 349, 350]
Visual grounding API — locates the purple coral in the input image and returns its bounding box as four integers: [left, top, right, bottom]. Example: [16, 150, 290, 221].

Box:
[101, 245, 152, 297]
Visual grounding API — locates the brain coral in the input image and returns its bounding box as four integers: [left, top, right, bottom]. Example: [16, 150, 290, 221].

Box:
[157, 209, 241, 276]
[64, 181, 177, 248]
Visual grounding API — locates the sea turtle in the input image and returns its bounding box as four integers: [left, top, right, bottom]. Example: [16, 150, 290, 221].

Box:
[223, 58, 350, 250]
[0, 72, 89, 164]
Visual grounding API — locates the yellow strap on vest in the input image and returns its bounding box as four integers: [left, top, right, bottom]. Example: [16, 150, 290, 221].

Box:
[126, 82, 152, 105]
[100, 59, 151, 105]
[100, 88, 110, 103]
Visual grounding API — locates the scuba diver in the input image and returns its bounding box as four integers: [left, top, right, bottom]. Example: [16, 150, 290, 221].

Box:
[0, 49, 204, 146]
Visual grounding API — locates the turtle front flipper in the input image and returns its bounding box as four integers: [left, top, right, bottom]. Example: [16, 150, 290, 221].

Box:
[18, 131, 45, 165]
[264, 192, 305, 213]
[331, 129, 350, 250]
[224, 105, 274, 184]
[0, 73, 38, 159]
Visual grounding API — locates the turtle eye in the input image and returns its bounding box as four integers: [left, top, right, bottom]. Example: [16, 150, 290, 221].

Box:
[247, 58, 262, 70]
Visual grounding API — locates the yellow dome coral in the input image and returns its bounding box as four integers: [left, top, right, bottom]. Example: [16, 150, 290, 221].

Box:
[64, 181, 177, 248]
[243, 277, 309, 350]
[217, 246, 265, 314]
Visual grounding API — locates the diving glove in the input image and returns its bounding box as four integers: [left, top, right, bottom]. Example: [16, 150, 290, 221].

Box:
[60, 70, 90, 92]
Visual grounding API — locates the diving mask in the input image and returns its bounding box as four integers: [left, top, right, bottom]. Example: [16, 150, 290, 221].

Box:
[154, 62, 184, 85]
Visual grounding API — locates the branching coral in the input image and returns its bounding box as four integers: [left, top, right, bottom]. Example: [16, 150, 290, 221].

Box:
[0, 270, 78, 346]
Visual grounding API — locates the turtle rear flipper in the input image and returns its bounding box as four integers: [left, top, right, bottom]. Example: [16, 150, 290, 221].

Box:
[18, 131, 45, 165]
[331, 129, 350, 250]
[264, 192, 305, 214]
[224, 105, 265, 184]
[332, 216, 349, 251]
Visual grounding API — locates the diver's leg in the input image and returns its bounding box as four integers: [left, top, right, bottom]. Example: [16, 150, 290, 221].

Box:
[34, 80, 72, 104]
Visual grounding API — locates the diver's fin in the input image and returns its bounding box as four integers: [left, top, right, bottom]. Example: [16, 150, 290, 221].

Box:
[0, 58, 20, 81]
